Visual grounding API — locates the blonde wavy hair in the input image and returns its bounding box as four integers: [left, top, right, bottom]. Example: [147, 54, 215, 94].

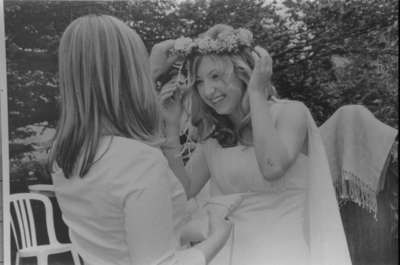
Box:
[49, 14, 163, 178]
[188, 24, 277, 147]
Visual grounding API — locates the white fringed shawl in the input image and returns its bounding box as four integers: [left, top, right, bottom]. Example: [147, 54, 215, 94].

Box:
[320, 105, 397, 218]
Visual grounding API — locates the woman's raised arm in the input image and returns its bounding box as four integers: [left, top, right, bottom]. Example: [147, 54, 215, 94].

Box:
[248, 48, 307, 181]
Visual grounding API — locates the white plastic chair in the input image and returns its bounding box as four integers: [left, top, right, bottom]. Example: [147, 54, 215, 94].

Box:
[9, 193, 80, 265]
[28, 184, 56, 198]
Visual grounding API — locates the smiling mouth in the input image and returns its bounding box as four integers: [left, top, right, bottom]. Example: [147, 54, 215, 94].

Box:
[210, 95, 225, 105]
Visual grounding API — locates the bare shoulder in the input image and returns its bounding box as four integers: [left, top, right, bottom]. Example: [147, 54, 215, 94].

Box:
[275, 100, 308, 123]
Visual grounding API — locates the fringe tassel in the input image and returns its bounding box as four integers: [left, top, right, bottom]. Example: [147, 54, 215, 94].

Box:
[335, 168, 378, 220]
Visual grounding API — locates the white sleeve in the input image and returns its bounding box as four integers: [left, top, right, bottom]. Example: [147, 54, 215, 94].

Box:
[122, 152, 206, 265]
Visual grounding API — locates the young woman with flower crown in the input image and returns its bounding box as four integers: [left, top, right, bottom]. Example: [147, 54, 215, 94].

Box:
[151, 24, 352, 265]
[49, 15, 232, 265]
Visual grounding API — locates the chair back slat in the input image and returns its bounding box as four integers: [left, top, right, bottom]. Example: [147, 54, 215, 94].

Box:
[12, 200, 28, 249]
[10, 215, 21, 250]
[26, 200, 38, 246]
[9, 193, 59, 250]
[19, 200, 34, 247]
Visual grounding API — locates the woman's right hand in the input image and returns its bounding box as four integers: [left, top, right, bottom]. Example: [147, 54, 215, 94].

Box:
[158, 76, 184, 128]
[208, 210, 233, 239]
[192, 211, 232, 263]
[150, 39, 179, 82]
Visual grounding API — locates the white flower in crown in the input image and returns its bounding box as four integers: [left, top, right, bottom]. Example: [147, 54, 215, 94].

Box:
[173, 37, 195, 56]
[196, 37, 214, 53]
[236, 28, 253, 47]
[222, 34, 240, 52]
[209, 39, 224, 53]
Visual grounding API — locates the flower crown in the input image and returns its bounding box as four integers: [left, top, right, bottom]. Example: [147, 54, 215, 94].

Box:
[171, 28, 254, 57]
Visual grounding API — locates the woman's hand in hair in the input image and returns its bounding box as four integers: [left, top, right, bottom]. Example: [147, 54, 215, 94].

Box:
[150, 40, 179, 82]
[248, 46, 273, 97]
[158, 76, 184, 129]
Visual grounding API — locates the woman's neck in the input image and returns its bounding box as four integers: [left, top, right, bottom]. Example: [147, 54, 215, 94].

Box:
[228, 108, 253, 144]
[229, 108, 245, 129]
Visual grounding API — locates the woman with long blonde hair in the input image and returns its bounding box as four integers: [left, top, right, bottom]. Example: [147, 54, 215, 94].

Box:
[153, 24, 352, 265]
[49, 15, 231, 265]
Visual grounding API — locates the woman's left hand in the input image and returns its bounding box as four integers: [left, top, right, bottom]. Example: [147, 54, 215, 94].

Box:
[150, 39, 179, 82]
[248, 46, 273, 95]
[158, 76, 184, 128]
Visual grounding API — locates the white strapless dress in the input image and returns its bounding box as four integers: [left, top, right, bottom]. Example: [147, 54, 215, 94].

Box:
[202, 138, 309, 265]
[193, 100, 352, 265]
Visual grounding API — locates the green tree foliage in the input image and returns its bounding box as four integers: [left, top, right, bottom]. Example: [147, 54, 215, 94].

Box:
[5, 0, 398, 178]
[272, 0, 399, 125]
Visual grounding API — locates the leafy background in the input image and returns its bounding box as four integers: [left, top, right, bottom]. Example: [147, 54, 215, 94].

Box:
[4, 0, 398, 264]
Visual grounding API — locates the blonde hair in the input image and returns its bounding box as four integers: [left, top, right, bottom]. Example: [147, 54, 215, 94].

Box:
[188, 24, 277, 147]
[49, 14, 162, 178]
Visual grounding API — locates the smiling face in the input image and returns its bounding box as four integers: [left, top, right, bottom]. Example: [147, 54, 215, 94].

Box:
[194, 56, 245, 115]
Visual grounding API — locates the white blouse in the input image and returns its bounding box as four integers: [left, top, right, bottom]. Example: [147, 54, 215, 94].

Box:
[52, 136, 205, 265]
